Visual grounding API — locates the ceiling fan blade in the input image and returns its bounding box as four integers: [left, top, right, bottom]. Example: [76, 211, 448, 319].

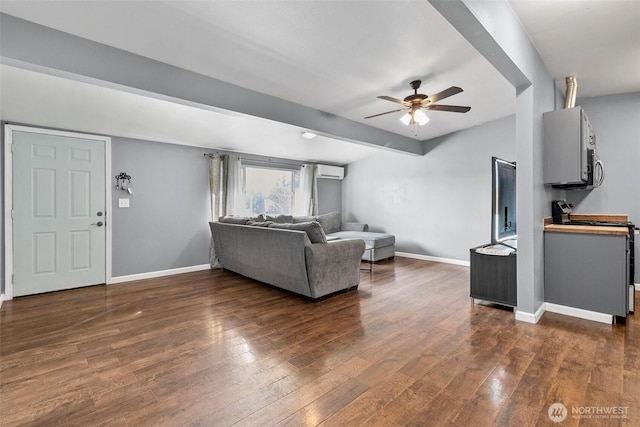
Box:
[364, 108, 408, 119]
[377, 95, 410, 106]
[425, 86, 463, 104]
[426, 104, 471, 113]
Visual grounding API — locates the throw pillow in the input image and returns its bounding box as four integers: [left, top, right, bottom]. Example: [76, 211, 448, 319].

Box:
[264, 214, 294, 223]
[219, 216, 250, 225]
[293, 215, 315, 224]
[275, 214, 294, 223]
[268, 221, 327, 244]
[316, 211, 341, 234]
[246, 220, 274, 227]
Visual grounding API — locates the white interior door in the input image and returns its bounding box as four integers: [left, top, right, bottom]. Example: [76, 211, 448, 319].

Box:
[11, 128, 107, 297]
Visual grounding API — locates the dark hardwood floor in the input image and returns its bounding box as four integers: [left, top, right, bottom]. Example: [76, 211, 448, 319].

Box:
[1, 257, 639, 426]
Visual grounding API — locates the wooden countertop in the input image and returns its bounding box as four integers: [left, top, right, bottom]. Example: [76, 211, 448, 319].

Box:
[543, 214, 631, 235]
[543, 224, 630, 236]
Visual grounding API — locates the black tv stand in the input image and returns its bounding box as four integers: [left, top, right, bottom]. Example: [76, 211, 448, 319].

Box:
[469, 243, 517, 307]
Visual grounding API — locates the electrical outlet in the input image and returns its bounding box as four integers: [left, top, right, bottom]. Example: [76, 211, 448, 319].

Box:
[119, 198, 130, 208]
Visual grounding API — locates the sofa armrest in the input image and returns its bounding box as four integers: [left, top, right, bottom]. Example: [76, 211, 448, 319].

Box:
[304, 239, 365, 298]
[341, 222, 369, 232]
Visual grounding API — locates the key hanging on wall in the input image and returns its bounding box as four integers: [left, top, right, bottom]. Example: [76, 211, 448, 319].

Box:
[115, 172, 132, 194]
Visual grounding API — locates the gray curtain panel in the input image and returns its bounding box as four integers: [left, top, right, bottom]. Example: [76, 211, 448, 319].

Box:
[299, 163, 318, 216]
[208, 154, 227, 268]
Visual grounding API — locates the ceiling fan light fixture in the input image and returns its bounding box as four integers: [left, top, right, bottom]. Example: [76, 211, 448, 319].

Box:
[365, 81, 469, 129]
[400, 108, 430, 127]
[399, 112, 413, 126]
[413, 109, 430, 125]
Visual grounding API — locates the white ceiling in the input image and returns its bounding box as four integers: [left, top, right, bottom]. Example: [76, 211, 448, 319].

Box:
[1, 1, 638, 165]
[509, 0, 640, 98]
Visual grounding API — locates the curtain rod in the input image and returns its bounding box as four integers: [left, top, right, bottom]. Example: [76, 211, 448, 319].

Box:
[203, 152, 308, 168]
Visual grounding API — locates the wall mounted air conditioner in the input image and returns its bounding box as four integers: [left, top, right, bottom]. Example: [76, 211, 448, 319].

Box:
[316, 164, 344, 180]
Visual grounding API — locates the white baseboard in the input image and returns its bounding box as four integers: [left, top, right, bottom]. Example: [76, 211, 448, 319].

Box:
[0, 293, 4, 309]
[110, 264, 211, 284]
[544, 302, 613, 324]
[515, 303, 546, 324]
[635, 283, 640, 292]
[516, 303, 613, 324]
[395, 251, 470, 267]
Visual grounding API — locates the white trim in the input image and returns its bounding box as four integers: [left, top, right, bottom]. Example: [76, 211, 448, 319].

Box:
[105, 137, 112, 285]
[3, 124, 112, 300]
[395, 251, 470, 267]
[0, 293, 4, 310]
[635, 283, 640, 292]
[110, 264, 211, 284]
[4, 125, 14, 300]
[544, 302, 613, 324]
[515, 303, 546, 324]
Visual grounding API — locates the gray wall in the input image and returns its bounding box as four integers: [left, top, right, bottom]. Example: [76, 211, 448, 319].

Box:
[111, 137, 211, 277]
[1, 124, 4, 295]
[565, 92, 640, 283]
[342, 115, 515, 261]
[317, 178, 342, 215]
[515, 53, 558, 316]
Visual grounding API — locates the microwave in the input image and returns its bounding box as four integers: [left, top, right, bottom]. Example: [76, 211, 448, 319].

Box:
[543, 107, 603, 190]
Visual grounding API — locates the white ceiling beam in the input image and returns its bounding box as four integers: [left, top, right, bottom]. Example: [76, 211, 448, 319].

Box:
[0, 13, 423, 156]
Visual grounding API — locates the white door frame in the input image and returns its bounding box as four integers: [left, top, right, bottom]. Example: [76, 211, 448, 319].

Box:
[3, 124, 112, 300]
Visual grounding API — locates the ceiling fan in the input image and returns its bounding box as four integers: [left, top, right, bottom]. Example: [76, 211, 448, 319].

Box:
[365, 80, 471, 128]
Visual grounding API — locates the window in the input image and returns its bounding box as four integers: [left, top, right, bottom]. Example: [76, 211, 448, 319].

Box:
[238, 165, 301, 216]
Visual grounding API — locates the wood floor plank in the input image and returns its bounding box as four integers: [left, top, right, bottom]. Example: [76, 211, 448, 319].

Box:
[319, 371, 414, 427]
[275, 377, 370, 427]
[233, 356, 371, 427]
[1, 258, 640, 426]
[404, 389, 467, 426]
[362, 375, 442, 426]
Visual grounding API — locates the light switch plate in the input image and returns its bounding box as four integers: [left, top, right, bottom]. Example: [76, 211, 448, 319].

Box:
[119, 198, 130, 208]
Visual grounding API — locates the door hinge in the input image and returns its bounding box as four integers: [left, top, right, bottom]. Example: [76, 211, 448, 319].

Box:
[11, 210, 14, 219]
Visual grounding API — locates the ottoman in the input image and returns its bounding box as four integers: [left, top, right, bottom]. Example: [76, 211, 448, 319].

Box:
[327, 231, 396, 262]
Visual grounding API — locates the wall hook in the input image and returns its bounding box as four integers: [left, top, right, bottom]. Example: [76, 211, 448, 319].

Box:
[115, 172, 132, 194]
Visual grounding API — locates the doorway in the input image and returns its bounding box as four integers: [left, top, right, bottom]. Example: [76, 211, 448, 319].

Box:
[4, 125, 112, 298]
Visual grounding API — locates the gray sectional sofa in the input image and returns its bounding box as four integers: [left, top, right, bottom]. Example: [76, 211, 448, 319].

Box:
[208, 211, 395, 300]
[209, 221, 365, 300]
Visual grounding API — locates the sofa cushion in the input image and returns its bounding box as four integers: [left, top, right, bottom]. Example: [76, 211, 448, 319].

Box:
[219, 216, 250, 225]
[327, 231, 395, 249]
[246, 220, 275, 227]
[269, 221, 327, 243]
[316, 211, 341, 234]
[265, 214, 294, 224]
[293, 215, 316, 224]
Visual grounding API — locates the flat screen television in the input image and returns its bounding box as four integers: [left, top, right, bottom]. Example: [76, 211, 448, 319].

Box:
[491, 157, 517, 247]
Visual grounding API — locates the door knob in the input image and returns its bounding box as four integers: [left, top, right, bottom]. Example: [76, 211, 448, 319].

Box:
[91, 221, 104, 227]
